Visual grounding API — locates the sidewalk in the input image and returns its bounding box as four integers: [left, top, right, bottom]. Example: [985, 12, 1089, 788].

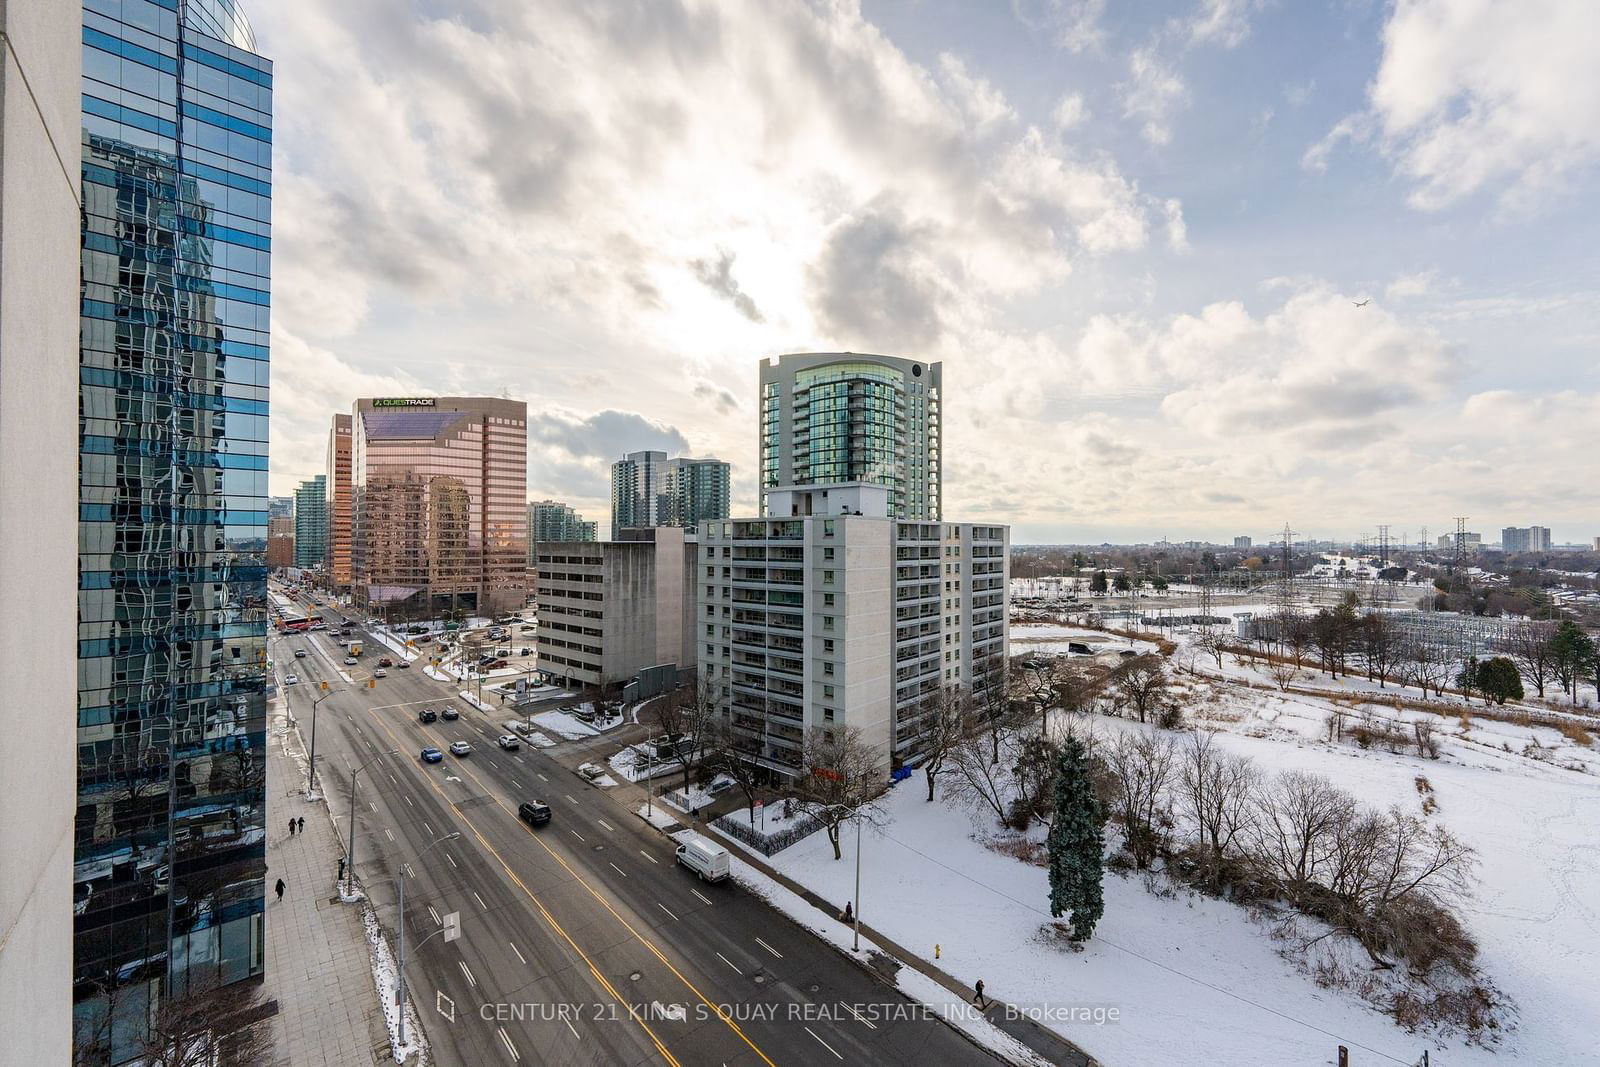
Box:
[264, 698, 391, 1066]
[630, 791, 1095, 1066]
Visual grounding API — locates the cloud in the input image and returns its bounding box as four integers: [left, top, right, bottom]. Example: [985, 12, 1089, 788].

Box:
[1162, 198, 1190, 252]
[528, 409, 690, 461]
[693, 379, 740, 416]
[1323, 0, 1600, 211]
[808, 206, 947, 350]
[1051, 92, 1089, 132]
[1385, 270, 1436, 300]
[1121, 47, 1188, 146]
[689, 250, 765, 322]
[1013, 0, 1107, 54]
[938, 53, 1015, 130]
[1181, 0, 1262, 49]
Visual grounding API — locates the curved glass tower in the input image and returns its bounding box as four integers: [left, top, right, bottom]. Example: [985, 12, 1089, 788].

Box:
[76, 0, 271, 1058]
[759, 353, 941, 519]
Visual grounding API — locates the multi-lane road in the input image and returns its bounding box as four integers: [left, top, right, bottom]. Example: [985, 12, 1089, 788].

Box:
[271, 591, 1002, 1066]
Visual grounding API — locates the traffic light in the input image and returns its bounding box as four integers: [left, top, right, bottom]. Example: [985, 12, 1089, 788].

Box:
[319, 680, 329, 691]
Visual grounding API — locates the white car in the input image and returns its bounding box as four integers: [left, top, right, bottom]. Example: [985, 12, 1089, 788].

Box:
[294, 649, 307, 658]
[283, 674, 299, 686]
[496, 734, 521, 750]
[373, 668, 387, 678]
[343, 656, 357, 665]
[448, 741, 472, 756]
[577, 762, 604, 781]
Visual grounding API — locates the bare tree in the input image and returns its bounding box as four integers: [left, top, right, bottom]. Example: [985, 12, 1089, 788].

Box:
[1175, 732, 1258, 886]
[918, 687, 972, 802]
[1195, 627, 1228, 672]
[1359, 612, 1401, 688]
[1267, 656, 1300, 692]
[1110, 655, 1168, 724]
[1248, 770, 1355, 905]
[1404, 639, 1452, 699]
[1507, 620, 1556, 699]
[948, 725, 1011, 823]
[75, 973, 274, 1067]
[793, 727, 885, 860]
[649, 678, 721, 792]
[1102, 732, 1177, 868]
[702, 721, 763, 826]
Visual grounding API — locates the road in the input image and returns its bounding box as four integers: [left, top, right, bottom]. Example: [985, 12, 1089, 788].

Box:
[273, 589, 1001, 1066]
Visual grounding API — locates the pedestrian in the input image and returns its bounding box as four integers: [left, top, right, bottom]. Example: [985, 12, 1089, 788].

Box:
[973, 979, 987, 1009]
[337, 857, 346, 882]
[274, 878, 286, 902]
[841, 901, 853, 923]
[297, 816, 305, 835]
[287, 818, 295, 837]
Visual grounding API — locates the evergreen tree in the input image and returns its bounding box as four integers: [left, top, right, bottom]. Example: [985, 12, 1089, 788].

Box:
[1047, 736, 1104, 942]
[1090, 570, 1108, 594]
[1550, 621, 1596, 700]
[1474, 657, 1523, 705]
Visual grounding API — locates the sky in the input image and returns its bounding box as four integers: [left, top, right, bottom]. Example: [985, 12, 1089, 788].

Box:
[254, 0, 1600, 546]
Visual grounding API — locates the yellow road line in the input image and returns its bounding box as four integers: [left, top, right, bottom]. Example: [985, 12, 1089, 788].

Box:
[365, 708, 778, 1067]
[360, 711, 683, 1067]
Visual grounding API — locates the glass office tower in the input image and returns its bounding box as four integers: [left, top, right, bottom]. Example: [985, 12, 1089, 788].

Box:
[76, 1, 271, 1058]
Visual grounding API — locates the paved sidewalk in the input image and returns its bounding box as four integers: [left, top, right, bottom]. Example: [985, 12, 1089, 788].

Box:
[264, 697, 391, 1067]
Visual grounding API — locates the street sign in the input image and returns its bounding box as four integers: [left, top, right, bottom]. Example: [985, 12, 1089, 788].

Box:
[442, 911, 461, 942]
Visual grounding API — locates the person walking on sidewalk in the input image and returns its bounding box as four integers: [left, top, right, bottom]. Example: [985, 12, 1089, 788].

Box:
[287, 818, 296, 837]
[274, 878, 286, 902]
[841, 902, 853, 923]
[973, 979, 987, 1009]
[297, 816, 305, 835]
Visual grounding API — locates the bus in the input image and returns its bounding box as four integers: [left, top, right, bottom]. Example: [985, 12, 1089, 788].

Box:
[277, 615, 311, 633]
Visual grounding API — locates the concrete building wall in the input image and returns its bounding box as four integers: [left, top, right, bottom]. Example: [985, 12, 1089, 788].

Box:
[0, 0, 82, 1059]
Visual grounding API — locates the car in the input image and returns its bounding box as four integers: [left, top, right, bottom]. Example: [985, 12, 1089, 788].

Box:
[377, 657, 393, 668]
[518, 800, 551, 826]
[420, 748, 444, 763]
[343, 656, 357, 665]
[373, 668, 387, 678]
[440, 707, 459, 721]
[496, 734, 520, 750]
[706, 774, 736, 797]
[417, 709, 438, 724]
[448, 741, 472, 757]
[520, 647, 533, 656]
[495, 648, 512, 658]
[576, 763, 604, 781]
[294, 649, 307, 658]
[396, 660, 411, 669]
[486, 659, 508, 670]
[283, 674, 299, 686]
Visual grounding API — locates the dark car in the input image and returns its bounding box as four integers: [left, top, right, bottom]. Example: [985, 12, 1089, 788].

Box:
[417, 709, 438, 724]
[486, 659, 508, 670]
[440, 707, 459, 721]
[518, 801, 551, 826]
[420, 747, 444, 764]
[377, 657, 393, 668]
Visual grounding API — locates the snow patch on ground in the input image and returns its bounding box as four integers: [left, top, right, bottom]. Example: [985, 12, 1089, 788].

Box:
[635, 804, 682, 831]
[361, 908, 426, 1064]
[456, 690, 496, 713]
[528, 705, 625, 739]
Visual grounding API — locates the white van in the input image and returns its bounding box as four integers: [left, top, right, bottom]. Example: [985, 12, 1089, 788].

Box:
[674, 833, 730, 883]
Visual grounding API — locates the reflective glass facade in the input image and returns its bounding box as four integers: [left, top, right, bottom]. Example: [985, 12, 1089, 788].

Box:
[293, 475, 327, 568]
[76, 0, 271, 1058]
[759, 353, 942, 520]
[351, 398, 529, 618]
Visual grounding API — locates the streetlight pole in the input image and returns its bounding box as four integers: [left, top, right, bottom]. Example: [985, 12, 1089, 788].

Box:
[396, 831, 461, 1047]
[306, 688, 341, 798]
[852, 808, 862, 952]
[345, 750, 397, 897]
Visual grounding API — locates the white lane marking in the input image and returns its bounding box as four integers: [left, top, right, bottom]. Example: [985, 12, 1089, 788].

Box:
[509, 941, 526, 965]
[639, 850, 658, 865]
[569, 829, 585, 843]
[445, 853, 458, 870]
[384, 828, 395, 842]
[387, 773, 397, 784]
[565, 794, 578, 805]
[806, 1026, 844, 1060]
[597, 818, 615, 832]
[423, 822, 434, 836]
[514, 756, 526, 764]
[498, 1028, 519, 1062]
[839, 1002, 878, 1029]
[458, 960, 477, 988]
[755, 937, 782, 958]
[426, 905, 440, 926]
[716, 952, 742, 974]
[689, 888, 713, 907]
[369, 802, 378, 813]
[403, 863, 415, 879]
[608, 862, 627, 878]
[657, 902, 679, 921]
[473, 891, 488, 910]
[404, 796, 414, 808]
[511, 780, 522, 790]
[536, 772, 548, 782]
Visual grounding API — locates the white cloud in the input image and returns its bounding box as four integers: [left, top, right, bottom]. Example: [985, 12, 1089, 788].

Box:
[1385, 270, 1436, 300]
[1351, 0, 1600, 210]
[1182, 0, 1262, 49]
[1051, 92, 1089, 132]
[1013, 0, 1107, 54]
[1162, 198, 1190, 252]
[1121, 47, 1188, 145]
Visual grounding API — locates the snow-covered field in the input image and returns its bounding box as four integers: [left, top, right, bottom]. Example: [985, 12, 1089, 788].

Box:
[764, 639, 1600, 1065]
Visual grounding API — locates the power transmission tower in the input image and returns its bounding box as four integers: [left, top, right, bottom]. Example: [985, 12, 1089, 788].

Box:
[1377, 524, 1390, 568]
[1452, 517, 1468, 574]
[1419, 525, 1428, 554]
[1276, 522, 1296, 616]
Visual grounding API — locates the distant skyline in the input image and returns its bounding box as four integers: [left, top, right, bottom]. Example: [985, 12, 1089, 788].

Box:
[257, 1, 1598, 544]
